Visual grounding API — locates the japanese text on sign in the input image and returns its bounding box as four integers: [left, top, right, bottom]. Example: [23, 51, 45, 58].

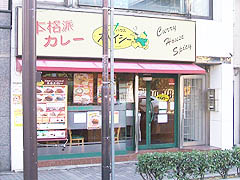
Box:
[37, 20, 84, 47]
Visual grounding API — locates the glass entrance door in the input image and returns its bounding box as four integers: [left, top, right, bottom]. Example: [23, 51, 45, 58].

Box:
[180, 75, 206, 146]
[138, 75, 178, 149]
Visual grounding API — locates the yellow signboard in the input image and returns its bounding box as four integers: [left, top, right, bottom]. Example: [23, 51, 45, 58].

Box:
[17, 8, 195, 62]
[92, 25, 149, 50]
[156, 94, 170, 102]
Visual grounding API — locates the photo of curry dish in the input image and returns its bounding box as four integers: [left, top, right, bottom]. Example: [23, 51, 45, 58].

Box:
[36, 88, 42, 93]
[92, 118, 99, 125]
[55, 88, 64, 93]
[44, 88, 54, 93]
[55, 96, 64, 101]
[45, 95, 53, 101]
[74, 87, 83, 94]
[37, 106, 44, 112]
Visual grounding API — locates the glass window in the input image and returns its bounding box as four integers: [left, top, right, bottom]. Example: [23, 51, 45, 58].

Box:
[37, 0, 64, 2]
[190, 0, 213, 19]
[79, 0, 187, 14]
[38, 72, 134, 157]
[128, 0, 185, 14]
[42, 72, 135, 106]
[0, 0, 8, 10]
[78, 0, 213, 18]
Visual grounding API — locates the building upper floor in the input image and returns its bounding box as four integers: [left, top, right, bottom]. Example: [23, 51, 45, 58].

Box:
[11, 0, 234, 59]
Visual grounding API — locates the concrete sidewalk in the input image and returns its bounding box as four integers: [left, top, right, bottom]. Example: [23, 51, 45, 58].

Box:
[1, 161, 240, 180]
[0, 162, 141, 180]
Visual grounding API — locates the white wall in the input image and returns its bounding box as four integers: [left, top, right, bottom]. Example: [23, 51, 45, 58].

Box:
[209, 65, 222, 148]
[10, 0, 24, 171]
[233, 0, 240, 67]
[221, 63, 234, 149]
[210, 63, 234, 149]
[196, 0, 234, 149]
[233, 0, 240, 146]
[196, 0, 233, 57]
[233, 72, 240, 145]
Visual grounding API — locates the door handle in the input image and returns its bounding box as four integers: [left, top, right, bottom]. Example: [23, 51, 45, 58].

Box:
[150, 101, 154, 123]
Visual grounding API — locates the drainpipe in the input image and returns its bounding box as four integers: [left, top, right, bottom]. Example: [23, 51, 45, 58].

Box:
[233, 77, 235, 147]
[233, 68, 240, 147]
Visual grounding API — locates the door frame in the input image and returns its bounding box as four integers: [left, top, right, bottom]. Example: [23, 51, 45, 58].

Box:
[179, 75, 207, 147]
[138, 74, 179, 150]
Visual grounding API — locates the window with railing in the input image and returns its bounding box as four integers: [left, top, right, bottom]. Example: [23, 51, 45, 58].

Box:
[35, 0, 213, 19]
[37, 0, 64, 3]
[78, 0, 213, 18]
[0, 0, 9, 10]
[79, 0, 186, 14]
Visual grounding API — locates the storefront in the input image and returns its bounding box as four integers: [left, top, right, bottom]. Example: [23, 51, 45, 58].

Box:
[13, 7, 206, 162]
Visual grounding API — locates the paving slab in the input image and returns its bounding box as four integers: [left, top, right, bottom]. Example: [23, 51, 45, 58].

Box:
[1, 161, 240, 180]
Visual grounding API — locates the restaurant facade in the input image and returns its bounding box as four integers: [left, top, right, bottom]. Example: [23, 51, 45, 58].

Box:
[9, 0, 234, 171]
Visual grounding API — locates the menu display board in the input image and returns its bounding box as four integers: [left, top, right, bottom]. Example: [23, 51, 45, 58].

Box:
[37, 83, 68, 141]
[73, 73, 94, 104]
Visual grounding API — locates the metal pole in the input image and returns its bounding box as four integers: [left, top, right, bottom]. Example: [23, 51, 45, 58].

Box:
[102, 0, 110, 179]
[22, 0, 38, 180]
[135, 75, 139, 153]
[110, 0, 115, 179]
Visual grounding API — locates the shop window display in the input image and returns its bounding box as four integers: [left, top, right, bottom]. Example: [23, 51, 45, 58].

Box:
[37, 72, 135, 157]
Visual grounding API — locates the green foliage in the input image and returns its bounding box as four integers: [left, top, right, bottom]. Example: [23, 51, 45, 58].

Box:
[208, 149, 235, 179]
[232, 147, 240, 175]
[136, 149, 237, 180]
[189, 151, 210, 180]
[168, 151, 197, 180]
[136, 152, 171, 180]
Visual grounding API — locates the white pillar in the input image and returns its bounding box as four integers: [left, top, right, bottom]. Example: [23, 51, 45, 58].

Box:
[210, 63, 233, 149]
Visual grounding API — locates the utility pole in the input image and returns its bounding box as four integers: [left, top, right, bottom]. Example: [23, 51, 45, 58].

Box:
[110, 0, 115, 179]
[22, 0, 38, 179]
[102, 0, 110, 179]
